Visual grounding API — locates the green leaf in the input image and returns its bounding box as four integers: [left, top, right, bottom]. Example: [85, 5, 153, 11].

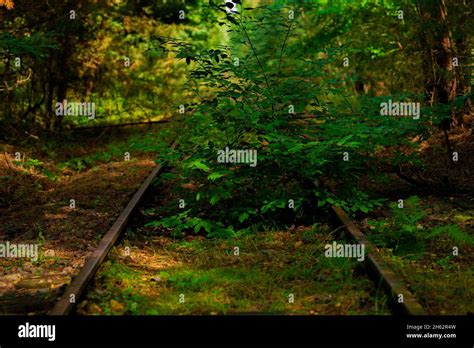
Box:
[194, 220, 212, 233]
[185, 159, 211, 172]
[210, 195, 220, 205]
[238, 212, 249, 223]
[207, 172, 225, 181]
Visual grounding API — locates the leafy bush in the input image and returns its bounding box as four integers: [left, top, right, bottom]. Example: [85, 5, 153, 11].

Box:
[150, 2, 426, 237]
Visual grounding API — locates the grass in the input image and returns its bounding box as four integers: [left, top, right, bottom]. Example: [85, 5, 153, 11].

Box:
[381, 251, 474, 315]
[79, 226, 390, 315]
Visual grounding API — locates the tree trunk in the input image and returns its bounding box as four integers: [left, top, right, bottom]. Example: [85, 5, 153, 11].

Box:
[417, 0, 457, 110]
[417, 0, 459, 175]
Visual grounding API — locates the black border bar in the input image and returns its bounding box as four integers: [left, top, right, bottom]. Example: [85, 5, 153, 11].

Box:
[0, 315, 472, 346]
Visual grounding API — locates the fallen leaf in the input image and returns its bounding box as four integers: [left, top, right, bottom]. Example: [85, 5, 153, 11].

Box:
[110, 299, 124, 313]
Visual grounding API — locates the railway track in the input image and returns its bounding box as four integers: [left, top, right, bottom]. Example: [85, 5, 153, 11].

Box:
[48, 139, 178, 315]
[9, 139, 422, 316]
[329, 206, 426, 315]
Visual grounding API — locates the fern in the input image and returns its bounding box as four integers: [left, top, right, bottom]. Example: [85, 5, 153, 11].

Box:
[428, 225, 474, 246]
[368, 196, 472, 256]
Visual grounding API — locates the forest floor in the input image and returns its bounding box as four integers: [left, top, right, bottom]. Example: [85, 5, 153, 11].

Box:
[0, 123, 172, 313]
[77, 178, 473, 315]
[79, 213, 391, 315]
[357, 192, 474, 315]
[79, 128, 474, 315]
[356, 127, 474, 315]
[1, 123, 473, 315]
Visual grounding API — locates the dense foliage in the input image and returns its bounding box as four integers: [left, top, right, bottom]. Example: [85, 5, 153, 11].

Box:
[147, 0, 473, 237]
[2, 0, 473, 237]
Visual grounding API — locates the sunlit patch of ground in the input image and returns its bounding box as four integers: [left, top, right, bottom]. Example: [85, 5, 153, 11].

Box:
[79, 226, 391, 315]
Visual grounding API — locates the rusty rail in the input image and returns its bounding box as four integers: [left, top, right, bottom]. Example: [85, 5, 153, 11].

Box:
[330, 205, 427, 315]
[49, 140, 177, 315]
